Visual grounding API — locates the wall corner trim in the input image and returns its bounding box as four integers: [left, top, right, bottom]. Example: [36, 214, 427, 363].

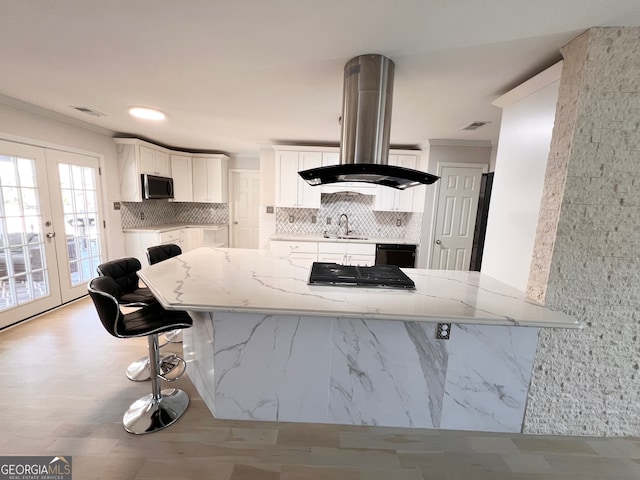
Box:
[492, 61, 563, 109]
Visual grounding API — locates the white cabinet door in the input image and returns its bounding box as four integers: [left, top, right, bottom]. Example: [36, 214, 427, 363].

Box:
[183, 227, 203, 251]
[275, 151, 299, 207]
[317, 242, 346, 264]
[139, 146, 171, 176]
[373, 154, 419, 212]
[202, 226, 228, 247]
[317, 253, 346, 263]
[192, 156, 229, 203]
[170, 154, 193, 202]
[298, 152, 322, 207]
[275, 151, 321, 208]
[345, 242, 375, 266]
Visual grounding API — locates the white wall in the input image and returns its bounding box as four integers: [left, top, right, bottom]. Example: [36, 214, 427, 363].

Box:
[0, 99, 125, 259]
[481, 63, 561, 291]
[418, 141, 492, 268]
[258, 147, 276, 249]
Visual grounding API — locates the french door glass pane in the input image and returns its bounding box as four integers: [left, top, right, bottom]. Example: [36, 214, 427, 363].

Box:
[59, 163, 102, 287]
[0, 155, 49, 311]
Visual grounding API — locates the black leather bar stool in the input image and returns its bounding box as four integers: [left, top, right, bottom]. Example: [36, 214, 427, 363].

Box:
[96, 257, 179, 381]
[146, 243, 182, 266]
[88, 276, 193, 434]
[146, 244, 183, 344]
[96, 257, 156, 306]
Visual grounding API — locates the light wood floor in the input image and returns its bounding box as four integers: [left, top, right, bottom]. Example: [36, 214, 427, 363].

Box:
[1, 298, 639, 480]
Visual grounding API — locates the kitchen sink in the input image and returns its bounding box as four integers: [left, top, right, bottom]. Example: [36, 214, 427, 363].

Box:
[323, 234, 369, 240]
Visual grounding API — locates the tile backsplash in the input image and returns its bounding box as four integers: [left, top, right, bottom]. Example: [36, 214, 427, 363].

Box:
[121, 200, 228, 228]
[276, 193, 422, 240]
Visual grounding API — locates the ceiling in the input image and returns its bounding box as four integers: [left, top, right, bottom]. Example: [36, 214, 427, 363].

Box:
[2, 0, 640, 157]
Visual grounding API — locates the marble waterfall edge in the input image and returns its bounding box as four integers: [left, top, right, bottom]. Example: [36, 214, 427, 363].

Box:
[184, 312, 539, 432]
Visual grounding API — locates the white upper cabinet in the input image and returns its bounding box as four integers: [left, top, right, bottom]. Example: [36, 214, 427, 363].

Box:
[115, 138, 229, 203]
[139, 145, 171, 177]
[275, 150, 321, 208]
[192, 155, 229, 203]
[374, 154, 423, 212]
[170, 154, 193, 202]
[115, 138, 173, 202]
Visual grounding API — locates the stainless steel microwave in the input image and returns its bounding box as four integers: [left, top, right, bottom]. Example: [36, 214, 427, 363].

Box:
[141, 174, 174, 199]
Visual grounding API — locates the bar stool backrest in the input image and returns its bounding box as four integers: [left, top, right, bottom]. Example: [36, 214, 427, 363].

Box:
[96, 257, 143, 298]
[88, 276, 124, 338]
[146, 244, 182, 265]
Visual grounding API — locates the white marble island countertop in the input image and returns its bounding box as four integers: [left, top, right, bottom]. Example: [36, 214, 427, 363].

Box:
[138, 248, 580, 328]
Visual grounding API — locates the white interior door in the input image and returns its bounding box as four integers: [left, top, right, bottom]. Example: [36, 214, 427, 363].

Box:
[431, 164, 487, 270]
[0, 141, 62, 328]
[45, 149, 105, 302]
[230, 170, 260, 248]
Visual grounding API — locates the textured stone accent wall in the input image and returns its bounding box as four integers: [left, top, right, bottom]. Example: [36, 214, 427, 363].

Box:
[524, 28, 640, 436]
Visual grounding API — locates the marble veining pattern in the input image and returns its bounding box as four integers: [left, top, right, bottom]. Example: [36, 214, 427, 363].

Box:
[329, 319, 447, 428]
[184, 312, 538, 432]
[440, 324, 539, 432]
[205, 312, 332, 423]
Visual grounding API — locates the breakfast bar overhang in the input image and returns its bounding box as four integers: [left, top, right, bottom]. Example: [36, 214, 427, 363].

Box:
[138, 248, 580, 433]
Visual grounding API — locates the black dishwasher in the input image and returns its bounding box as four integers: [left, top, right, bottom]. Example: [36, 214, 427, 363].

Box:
[375, 244, 417, 268]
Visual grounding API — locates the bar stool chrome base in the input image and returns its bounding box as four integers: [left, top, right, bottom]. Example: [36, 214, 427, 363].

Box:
[123, 388, 189, 434]
[126, 353, 182, 382]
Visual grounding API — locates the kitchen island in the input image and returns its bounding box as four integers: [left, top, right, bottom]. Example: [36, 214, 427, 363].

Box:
[138, 247, 580, 433]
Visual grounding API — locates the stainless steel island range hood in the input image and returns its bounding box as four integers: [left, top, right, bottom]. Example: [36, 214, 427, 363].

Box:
[298, 54, 439, 190]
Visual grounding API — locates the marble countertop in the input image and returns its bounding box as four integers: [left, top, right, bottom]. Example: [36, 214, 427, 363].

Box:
[270, 233, 418, 245]
[123, 223, 227, 233]
[138, 247, 581, 329]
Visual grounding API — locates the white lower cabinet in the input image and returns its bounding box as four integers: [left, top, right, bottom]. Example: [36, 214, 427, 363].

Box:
[124, 225, 229, 266]
[271, 240, 375, 267]
[270, 241, 318, 265]
[124, 229, 185, 266]
[317, 242, 375, 266]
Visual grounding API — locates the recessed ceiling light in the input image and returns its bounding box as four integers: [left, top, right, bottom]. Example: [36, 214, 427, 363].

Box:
[128, 106, 166, 121]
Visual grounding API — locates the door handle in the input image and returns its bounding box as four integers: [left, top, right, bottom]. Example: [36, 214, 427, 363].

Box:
[46, 232, 56, 238]
[435, 239, 441, 245]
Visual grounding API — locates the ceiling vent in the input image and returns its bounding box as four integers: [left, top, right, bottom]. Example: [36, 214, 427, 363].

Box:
[461, 121, 489, 131]
[70, 106, 106, 117]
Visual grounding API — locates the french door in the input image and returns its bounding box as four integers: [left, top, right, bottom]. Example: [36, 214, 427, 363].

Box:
[0, 140, 105, 328]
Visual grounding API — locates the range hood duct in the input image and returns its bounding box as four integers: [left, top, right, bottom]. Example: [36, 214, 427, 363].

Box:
[299, 54, 439, 190]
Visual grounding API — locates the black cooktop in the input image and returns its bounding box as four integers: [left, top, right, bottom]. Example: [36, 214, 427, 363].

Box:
[308, 262, 415, 289]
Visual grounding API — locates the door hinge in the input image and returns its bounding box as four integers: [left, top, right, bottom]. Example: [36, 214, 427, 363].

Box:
[98, 167, 102, 175]
[103, 220, 106, 228]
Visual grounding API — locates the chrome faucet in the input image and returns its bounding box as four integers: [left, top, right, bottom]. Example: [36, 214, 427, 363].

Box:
[338, 213, 351, 236]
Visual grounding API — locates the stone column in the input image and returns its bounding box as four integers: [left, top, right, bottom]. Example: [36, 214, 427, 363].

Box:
[525, 27, 640, 436]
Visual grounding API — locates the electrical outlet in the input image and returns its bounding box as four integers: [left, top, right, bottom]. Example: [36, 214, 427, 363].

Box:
[436, 323, 451, 340]
[326, 217, 331, 225]
[140, 212, 145, 220]
[289, 215, 294, 223]
[113, 202, 121, 210]
[396, 218, 402, 227]
[266, 206, 274, 214]
[311, 215, 317, 224]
